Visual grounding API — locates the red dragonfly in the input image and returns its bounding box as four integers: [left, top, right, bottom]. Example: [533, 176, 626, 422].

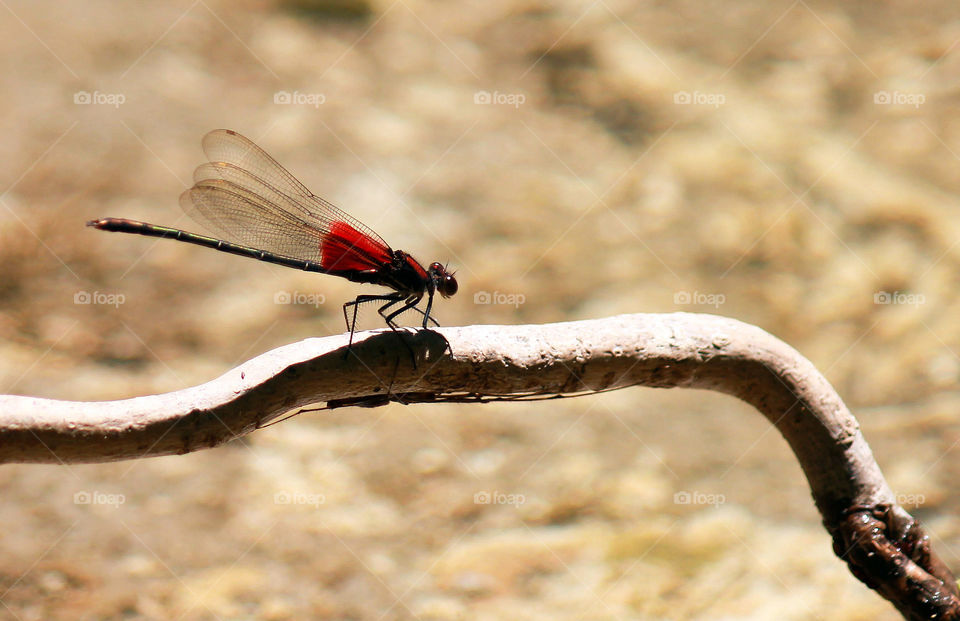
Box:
[87, 129, 458, 345]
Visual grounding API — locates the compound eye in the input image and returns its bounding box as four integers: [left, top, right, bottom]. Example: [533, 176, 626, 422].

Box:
[430, 262, 458, 297]
[440, 273, 458, 297]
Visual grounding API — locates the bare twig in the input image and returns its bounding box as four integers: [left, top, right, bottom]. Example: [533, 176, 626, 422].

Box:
[0, 313, 956, 618]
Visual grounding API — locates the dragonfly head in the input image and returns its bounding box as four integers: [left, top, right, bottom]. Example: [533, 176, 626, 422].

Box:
[429, 262, 458, 298]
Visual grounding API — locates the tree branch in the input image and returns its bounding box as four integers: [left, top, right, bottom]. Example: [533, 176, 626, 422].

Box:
[0, 313, 956, 618]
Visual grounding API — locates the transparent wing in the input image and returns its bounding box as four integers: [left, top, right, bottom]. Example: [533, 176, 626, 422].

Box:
[179, 129, 392, 270]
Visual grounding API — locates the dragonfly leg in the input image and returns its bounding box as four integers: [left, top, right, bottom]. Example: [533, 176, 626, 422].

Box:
[382, 292, 450, 352]
[419, 290, 436, 329]
[378, 296, 411, 329]
[343, 293, 406, 350]
[380, 302, 439, 328]
[410, 290, 450, 355]
[341, 293, 445, 364]
[382, 295, 423, 327]
[380, 296, 426, 366]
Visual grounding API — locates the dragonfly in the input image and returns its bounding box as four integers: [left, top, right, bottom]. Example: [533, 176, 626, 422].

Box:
[87, 129, 458, 347]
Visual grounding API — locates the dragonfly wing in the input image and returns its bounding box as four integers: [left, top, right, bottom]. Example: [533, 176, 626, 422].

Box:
[180, 182, 324, 262]
[182, 130, 394, 271]
[202, 130, 315, 202]
[200, 130, 392, 250]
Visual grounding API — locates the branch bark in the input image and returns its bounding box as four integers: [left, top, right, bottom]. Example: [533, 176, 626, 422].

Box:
[0, 313, 956, 618]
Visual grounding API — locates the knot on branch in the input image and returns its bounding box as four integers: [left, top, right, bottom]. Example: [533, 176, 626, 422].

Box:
[835, 505, 960, 620]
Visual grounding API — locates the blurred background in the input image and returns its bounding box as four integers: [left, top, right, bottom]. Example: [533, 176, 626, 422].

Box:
[0, 0, 958, 618]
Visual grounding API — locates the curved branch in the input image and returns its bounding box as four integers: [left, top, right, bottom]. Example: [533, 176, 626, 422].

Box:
[0, 313, 956, 618]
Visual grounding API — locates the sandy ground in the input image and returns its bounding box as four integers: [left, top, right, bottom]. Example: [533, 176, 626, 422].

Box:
[1, 0, 959, 618]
